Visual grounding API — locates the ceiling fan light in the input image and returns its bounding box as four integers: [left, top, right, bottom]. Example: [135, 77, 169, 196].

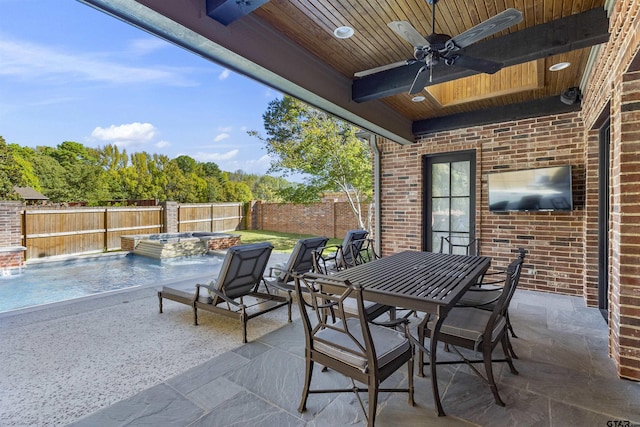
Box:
[334, 26, 354, 39]
[412, 95, 426, 102]
[549, 62, 571, 71]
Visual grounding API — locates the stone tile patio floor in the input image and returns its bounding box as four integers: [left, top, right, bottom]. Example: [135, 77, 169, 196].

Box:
[71, 288, 640, 427]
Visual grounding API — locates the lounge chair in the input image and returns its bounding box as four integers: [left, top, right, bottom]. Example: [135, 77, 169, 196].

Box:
[157, 242, 291, 343]
[264, 236, 329, 294]
[313, 229, 369, 273]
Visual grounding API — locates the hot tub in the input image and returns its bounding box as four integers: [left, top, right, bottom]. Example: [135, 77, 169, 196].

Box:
[121, 232, 241, 259]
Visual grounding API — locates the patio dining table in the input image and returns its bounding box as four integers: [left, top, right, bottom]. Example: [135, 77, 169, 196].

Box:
[333, 250, 492, 416]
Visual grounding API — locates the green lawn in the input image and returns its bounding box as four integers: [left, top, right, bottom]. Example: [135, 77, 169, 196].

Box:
[233, 230, 341, 253]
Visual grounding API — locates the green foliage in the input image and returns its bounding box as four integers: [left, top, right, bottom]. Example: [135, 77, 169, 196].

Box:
[249, 95, 374, 228]
[0, 136, 22, 199]
[0, 135, 293, 204]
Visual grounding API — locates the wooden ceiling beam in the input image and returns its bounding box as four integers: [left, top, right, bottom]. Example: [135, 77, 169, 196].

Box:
[412, 96, 582, 136]
[352, 7, 610, 103]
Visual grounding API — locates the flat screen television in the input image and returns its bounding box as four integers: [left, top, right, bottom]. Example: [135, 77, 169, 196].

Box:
[488, 165, 573, 212]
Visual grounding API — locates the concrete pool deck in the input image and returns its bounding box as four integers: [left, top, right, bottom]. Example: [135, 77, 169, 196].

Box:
[0, 252, 292, 426]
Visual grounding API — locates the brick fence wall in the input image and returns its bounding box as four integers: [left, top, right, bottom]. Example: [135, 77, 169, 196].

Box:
[249, 200, 368, 239]
[0, 201, 25, 274]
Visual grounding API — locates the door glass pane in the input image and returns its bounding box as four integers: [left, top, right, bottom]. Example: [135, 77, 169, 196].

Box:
[432, 231, 448, 253]
[451, 198, 470, 232]
[432, 163, 450, 197]
[431, 198, 450, 231]
[451, 161, 470, 196]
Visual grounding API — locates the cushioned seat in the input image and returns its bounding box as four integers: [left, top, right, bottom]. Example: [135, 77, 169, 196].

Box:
[315, 317, 412, 372]
[295, 272, 414, 427]
[427, 308, 506, 351]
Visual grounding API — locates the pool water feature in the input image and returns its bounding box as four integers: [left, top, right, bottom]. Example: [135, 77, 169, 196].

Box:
[0, 253, 224, 313]
[121, 232, 241, 259]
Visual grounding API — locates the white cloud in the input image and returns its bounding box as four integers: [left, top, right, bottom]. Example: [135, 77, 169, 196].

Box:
[155, 140, 171, 148]
[195, 149, 239, 162]
[0, 37, 196, 86]
[218, 69, 231, 80]
[91, 122, 157, 147]
[218, 126, 233, 133]
[128, 38, 168, 56]
[213, 133, 230, 142]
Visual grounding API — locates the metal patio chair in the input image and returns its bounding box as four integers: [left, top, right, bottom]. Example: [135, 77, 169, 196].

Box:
[418, 254, 524, 412]
[457, 247, 527, 346]
[295, 273, 414, 426]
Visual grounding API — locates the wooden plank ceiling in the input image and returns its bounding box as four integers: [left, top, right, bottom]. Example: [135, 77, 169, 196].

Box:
[253, 0, 607, 124]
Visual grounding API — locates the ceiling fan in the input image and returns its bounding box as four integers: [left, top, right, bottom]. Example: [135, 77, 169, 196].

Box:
[354, 0, 523, 95]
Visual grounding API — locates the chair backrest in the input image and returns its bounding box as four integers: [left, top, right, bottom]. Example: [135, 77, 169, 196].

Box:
[337, 229, 369, 268]
[276, 236, 329, 284]
[211, 242, 273, 301]
[295, 273, 377, 368]
[484, 252, 525, 340]
[440, 235, 480, 256]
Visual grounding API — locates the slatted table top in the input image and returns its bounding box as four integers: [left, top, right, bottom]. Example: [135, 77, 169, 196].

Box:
[334, 250, 492, 315]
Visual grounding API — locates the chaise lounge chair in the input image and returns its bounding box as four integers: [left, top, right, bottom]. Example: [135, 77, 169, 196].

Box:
[157, 242, 291, 343]
[313, 229, 370, 273]
[264, 236, 329, 296]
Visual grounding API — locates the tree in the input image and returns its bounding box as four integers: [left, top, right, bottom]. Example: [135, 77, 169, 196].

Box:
[249, 96, 373, 229]
[0, 136, 22, 199]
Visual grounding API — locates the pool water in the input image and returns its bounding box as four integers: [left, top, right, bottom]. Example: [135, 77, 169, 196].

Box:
[0, 253, 223, 313]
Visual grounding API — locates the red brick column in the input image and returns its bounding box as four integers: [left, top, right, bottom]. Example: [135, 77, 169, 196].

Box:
[0, 201, 26, 273]
[612, 69, 640, 380]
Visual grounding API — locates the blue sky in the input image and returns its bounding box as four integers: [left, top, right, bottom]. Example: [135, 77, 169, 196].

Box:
[0, 0, 284, 176]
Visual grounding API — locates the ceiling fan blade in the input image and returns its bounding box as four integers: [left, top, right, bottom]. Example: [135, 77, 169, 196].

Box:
[449, 8, 523, 49]
[448, 54, 503, 74]
[388, 21, 430, 48]
[409, 66, 429, 95]
[354, 59, 414, 78]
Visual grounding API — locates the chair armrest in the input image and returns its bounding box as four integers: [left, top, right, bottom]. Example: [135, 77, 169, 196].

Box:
[477, 270, 505, 286]
[313, 245, 343, 273]
[264, 277, 293, 293]
[196, 283, 243, 307]
[315, 245, 341, 259]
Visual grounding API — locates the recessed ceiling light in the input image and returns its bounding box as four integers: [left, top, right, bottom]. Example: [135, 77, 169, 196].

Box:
[334, 26, 354, 39]
[549, 62, 571, 71]
[412, 95, 426, 102]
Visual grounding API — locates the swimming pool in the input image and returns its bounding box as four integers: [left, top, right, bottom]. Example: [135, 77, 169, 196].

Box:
[0, 253, 224, 313]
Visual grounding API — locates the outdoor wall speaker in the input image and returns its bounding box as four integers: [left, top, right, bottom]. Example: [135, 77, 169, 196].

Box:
[206, 0, 270, 26]
[560, 87, 581, 105]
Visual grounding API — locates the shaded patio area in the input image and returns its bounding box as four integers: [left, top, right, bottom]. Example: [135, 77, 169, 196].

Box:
[70, 289, 640, 426]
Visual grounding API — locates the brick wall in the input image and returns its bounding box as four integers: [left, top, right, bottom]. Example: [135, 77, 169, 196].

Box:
[0, 201, 26, 273]
[251, 201, 367, 239]
[580, 0, 640, 382]
[378, 113, 586, 295]
[377, 0, 640, 381]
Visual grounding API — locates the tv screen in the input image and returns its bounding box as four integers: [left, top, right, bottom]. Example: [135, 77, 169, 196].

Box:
[488, 165, 573, 212]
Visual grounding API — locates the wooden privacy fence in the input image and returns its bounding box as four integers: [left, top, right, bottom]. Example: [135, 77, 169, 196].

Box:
[21, 202, 245, 260]
[177, 203, 244, 232]
[22, 207, 164, 259]
[15, 201, 364, 260]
